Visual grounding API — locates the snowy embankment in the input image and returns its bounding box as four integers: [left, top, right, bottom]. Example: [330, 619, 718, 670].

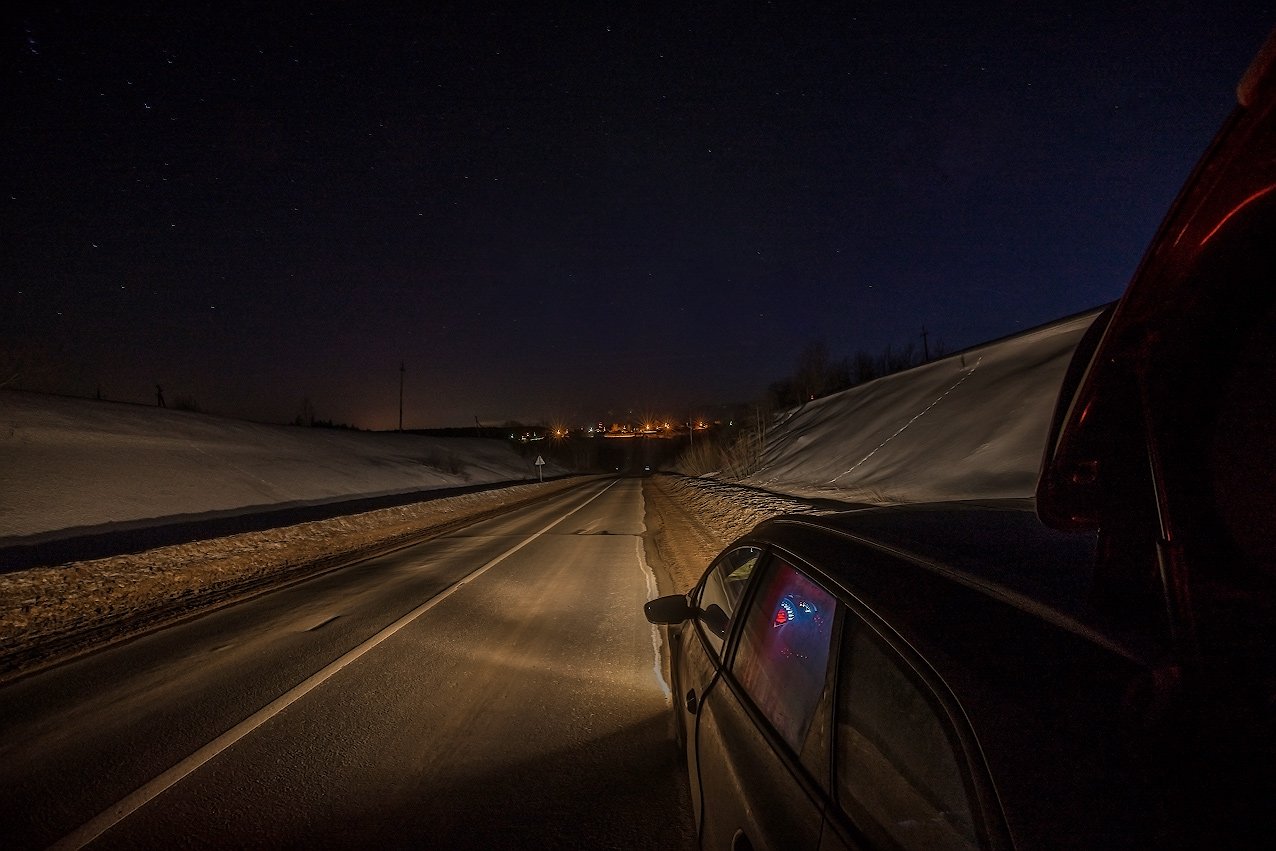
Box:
[741, 308, 1103, 504]
[0, 392, 562, 547]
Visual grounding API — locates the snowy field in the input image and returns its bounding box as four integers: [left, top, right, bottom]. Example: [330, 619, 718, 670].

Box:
[0, 393, 561, 545]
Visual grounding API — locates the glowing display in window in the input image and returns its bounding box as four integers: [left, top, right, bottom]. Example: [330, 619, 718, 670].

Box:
[773, 595, 820, 628]
[774, 598, 796, 627]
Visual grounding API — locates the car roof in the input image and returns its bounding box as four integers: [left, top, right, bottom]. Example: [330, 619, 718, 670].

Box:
[756, 500, 1109, 636]
[743, 501, 1171, 848]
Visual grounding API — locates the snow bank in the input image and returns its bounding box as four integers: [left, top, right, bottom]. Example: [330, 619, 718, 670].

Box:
[743, 310, 1102, 504]
[0, 392, 561, 543]
[0, 308, 1100, 546]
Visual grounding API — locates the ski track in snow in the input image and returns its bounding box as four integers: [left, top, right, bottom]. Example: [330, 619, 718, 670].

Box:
[828, 356, 983, 483]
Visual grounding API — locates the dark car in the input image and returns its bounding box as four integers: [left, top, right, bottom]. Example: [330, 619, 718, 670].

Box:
[646, 28, 1276, 851]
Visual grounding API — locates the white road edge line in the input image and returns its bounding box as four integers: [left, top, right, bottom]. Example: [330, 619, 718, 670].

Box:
[49, 480, 618, 851]
[635, 524, 671, 702]
[633, 485, 671, 700]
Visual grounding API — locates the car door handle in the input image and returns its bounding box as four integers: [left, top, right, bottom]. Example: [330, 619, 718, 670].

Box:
[685, 688, 699, 715]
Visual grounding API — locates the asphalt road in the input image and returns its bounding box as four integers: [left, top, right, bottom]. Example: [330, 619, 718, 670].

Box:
[0, 478, 696, 849]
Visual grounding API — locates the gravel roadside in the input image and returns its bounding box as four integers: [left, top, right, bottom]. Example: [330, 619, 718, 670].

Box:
[641, 473, 829, 595]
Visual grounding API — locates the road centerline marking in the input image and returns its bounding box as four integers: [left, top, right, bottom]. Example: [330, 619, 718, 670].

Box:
[49, 480, 618, 851]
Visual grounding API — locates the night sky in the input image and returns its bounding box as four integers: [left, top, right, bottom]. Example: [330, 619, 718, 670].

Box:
[4, 3, 1272, 429]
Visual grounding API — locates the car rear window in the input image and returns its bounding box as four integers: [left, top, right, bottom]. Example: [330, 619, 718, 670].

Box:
[836, 623, 980, 851]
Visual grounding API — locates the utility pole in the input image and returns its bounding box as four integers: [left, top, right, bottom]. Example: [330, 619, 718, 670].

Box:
[398, 361, 405, 431]
[921, 327, 930, 361]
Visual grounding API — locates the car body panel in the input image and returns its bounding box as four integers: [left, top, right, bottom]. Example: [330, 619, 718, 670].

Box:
[696, 669, 826, 850]
[676, 545, 762, 828]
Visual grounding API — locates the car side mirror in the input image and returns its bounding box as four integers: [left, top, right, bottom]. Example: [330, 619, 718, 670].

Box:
[1036, 304, 1118, 530]
[644, 594, 694, 625]
[700, 604, 730, 638]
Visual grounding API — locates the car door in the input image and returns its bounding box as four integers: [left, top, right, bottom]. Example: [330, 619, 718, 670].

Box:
[675, 545, 762, 825]
[693, 553, 841, 850]
[819, 618, 990, 851]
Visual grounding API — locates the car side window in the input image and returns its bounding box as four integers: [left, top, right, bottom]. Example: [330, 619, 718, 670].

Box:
[836, 623, 980, 851]
[730, 557, 838, 751]
[694, 546, 761, 655]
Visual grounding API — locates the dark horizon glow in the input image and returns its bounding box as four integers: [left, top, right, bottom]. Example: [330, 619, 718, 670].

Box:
[4, 3, 1272, 428]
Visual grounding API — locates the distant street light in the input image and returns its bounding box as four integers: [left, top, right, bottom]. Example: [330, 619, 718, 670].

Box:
[398, 361, 405, 431]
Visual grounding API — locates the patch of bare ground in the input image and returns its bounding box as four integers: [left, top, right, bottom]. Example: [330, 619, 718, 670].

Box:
[0, 478, 592, 683]
[642, 473, 827, 595]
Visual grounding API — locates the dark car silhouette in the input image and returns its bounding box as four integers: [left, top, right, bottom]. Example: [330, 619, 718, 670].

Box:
[646, 27, 1276, 851]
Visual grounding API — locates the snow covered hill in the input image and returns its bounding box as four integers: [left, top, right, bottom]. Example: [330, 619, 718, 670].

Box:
[741, 308, 1102, 505]
[0, 392, 561, 545]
